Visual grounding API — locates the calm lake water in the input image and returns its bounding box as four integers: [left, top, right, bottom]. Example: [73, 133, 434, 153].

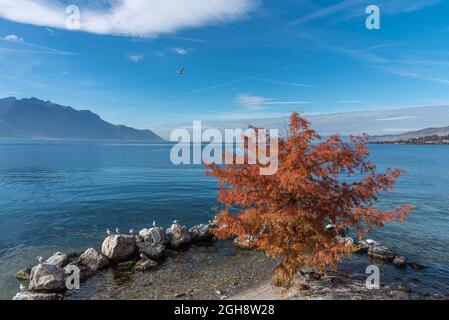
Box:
[0, 141, 448, 299]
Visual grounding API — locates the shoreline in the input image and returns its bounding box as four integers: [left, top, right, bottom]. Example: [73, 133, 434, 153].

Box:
[11, 221, 445, 300]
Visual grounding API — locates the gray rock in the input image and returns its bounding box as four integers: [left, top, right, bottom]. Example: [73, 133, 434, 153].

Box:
[139, 227, 169, 245]
[365, 239, 380, 246]
[45, 252, 70, 268]
[78, 247, 109, 272]
[368, 245, 395, 262]
[393, 255, 408, 268]
[135, 258, 158, 271]
[352, 240, 370, 254]
[233, 235, 258, 249]
[13, 292, 64, 300]
[137, 242, 165, 260]
[16, 268, 31, 281]
[28, 263, 66, 293]
[166, 222, 192, 248]
[64, 262, 94, 282]
[189, 224, 214, 242]
[101, 235, 136, 261]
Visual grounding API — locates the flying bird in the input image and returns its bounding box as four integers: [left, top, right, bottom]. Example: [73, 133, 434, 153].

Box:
[177, 67, 185, 75]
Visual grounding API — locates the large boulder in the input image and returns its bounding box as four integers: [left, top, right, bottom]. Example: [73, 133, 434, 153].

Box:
[137, 242, 165, 260]
[13, 292, 64, 300]
[78, 248, 109, 272]
[45, 252, 70, 268]
[28, 263, 66, 293]
[139, 227, 169, 245]
[368, 245, 395, 262]
[166, 222, 192, 248]
[101, 235, 136, 262]
[189, 224, 214, 242]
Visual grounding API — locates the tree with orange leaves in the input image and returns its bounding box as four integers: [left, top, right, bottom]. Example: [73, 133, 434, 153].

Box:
[206, 112, 413, 286]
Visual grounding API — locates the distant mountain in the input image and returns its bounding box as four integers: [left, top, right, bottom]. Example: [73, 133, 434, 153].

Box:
[0, 97, 163, 141]
[158, 105, 449, 139]
[370, 125, 449, 143]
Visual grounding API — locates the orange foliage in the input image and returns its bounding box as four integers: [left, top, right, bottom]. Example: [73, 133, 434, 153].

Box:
[206, 112, 413, 286]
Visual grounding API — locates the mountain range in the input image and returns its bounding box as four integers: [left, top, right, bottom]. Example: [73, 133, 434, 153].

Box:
[0, 97, 163, 141]
[370, 126, 449, 142]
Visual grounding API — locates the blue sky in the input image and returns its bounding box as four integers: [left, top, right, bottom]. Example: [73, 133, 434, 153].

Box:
[1, 0, 449, 133]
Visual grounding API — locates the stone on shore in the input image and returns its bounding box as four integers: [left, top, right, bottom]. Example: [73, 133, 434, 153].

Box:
[393, 255, 408, 268]
[189, 224, 214, 242]
[13, 292, 64, 300]
[368, 245, 395, 262]
[137, 242, 166, 260]
[139, 227, 169, 245]
[135, 258, 158, 272]
[352, 240, 370, 254]
[325, 224, 348, 237]
[101, 234, 136, 262]
[78, 247, 109, 272]
[28, 263, 66, 293]
[16, 268, 31, 281]
[45, 252, 70, 268]
[166, 222, 192, 248]
[233, 235, 258, 249]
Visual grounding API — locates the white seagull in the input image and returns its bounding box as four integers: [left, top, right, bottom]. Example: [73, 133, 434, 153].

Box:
[37, 256, 44, 264]
[107, 229, 112, 236]
[152, 220, 157, 227]
[140, 253, 147, 260]
[20, 283, 27, 292]
[129, 229, 134, 235]
[115, 227, 121, 234]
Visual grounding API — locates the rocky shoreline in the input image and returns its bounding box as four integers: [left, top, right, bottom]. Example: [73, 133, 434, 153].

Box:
[12, 221, 436, 300]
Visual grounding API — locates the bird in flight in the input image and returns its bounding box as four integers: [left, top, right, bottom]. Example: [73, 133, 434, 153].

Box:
[177, 67, 185, 75]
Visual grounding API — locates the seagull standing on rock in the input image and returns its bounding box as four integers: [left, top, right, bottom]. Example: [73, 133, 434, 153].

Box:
[140, 253, 147, 260]
[129, 229, 135, 235]
[153, 221, 157, 228]
[20, 284, 27, 292]
[115, 227, 121, 234]
[37, 256, 44, 264]
[107, 229, 112, 236]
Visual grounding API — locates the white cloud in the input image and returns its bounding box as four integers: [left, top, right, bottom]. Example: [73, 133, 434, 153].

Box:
[236, 93, 310, 110]
[338, 100, 363, 104]
[128, 54, 144, 63]
[0, 0, 254, 38]
[172, 47, 194, 55]
[3, 34, 23, 42]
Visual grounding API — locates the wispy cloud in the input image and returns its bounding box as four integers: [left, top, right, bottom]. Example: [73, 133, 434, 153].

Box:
[0, 0, 254, 38]
[128, 54, 144, 63]
[3, 34, 23, 42]
[258, 78, 318, 88]
[172, 47, 194, 55]
[338, 100, 364, 104]
[236, 93, 311, 110]
[384, 67, 449, 86]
